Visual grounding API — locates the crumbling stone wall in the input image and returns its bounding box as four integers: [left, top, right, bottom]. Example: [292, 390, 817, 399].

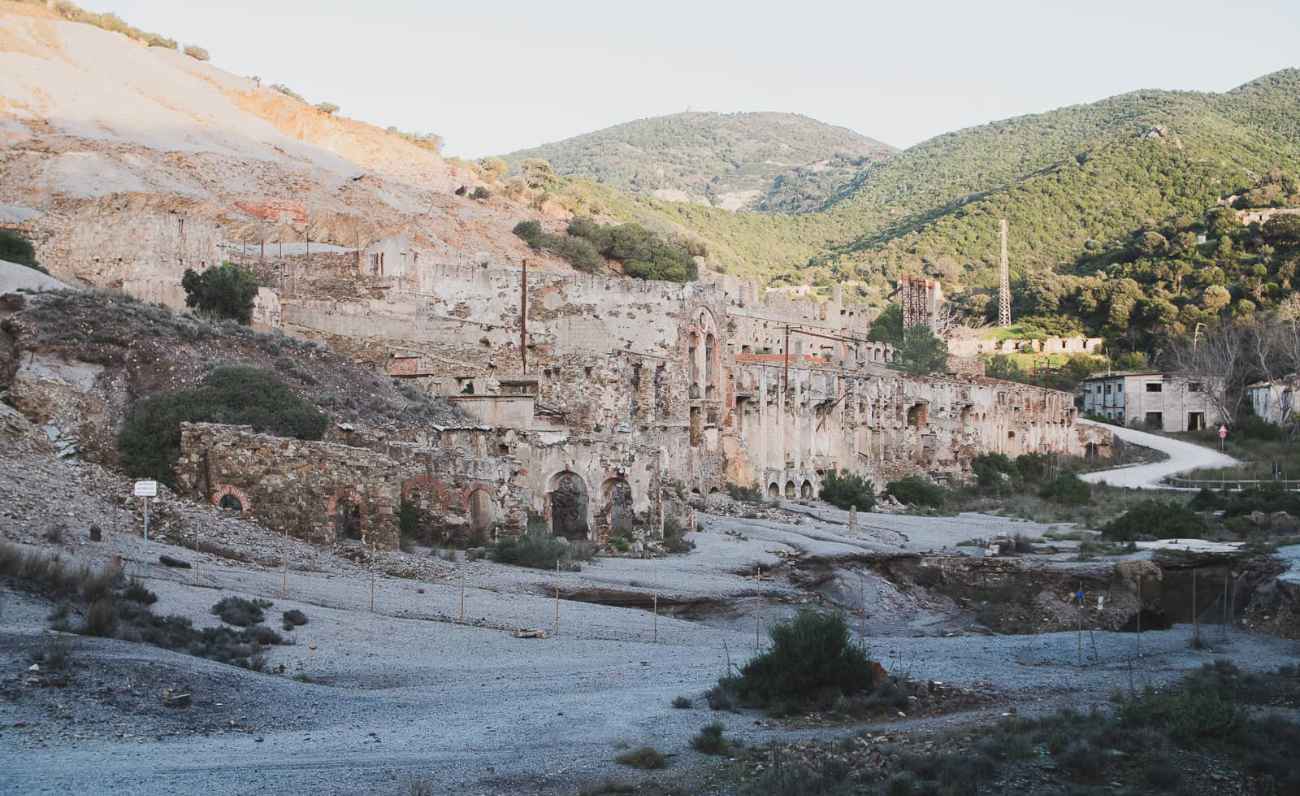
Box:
[174, 422, 531, 550]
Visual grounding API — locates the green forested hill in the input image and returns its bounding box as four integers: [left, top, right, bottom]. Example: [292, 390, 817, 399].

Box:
[501, 111, 894, 213]
[535, 70, 1300, 311]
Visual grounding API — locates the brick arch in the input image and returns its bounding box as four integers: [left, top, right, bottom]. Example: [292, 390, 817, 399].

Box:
[211, 484, 252, 514]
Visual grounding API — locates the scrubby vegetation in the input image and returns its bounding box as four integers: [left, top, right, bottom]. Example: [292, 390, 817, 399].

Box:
[1102, 499, 1210, 541]
[0, 229, 46, 273]
[615, 746, 667, 769]
[885, 476, 946, 509]
[711, 610, 880, 716]
[181, 263, 259, 323]
[740, 661, 1300, 795]
[1, 543, 286, 671]
[513, 217, 699, 282]
[1037, 472, 1092, 505]
[489, 532, 596, 571]
[212, 596, 273, 627]
[118, 365, 329, 486]
[21, 0, 178, 48]
[690, 722, 735, 756]
[818, 471, 876, 511]
[182, 44, 210, 61]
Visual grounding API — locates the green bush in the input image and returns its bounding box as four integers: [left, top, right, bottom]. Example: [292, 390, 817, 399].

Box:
[181, 263, 258, 323]
[1102, 499, 1209, 541]
[1014, 453, 1052, 484]
[690, 722, 734, 756]
[489, 532, 593, 571]
[818, 471, 876, 511]
[971, 453, 1016, 494]
[1038, 472, 1091, 505]
[885, 476, 946, 508]
[314, 101, 339, 115]
[118, 366, 327, 486]
[0, 229, 45, 272]
[513, 220, 603, 273]
[719, 610, 878, 711]
[470, 186, 491, 200]
[568, 218, 698, 283]
[212, 596, 272, 627]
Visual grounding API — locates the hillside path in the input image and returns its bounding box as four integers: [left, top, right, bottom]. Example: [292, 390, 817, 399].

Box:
[1078, 420, 1238, 489]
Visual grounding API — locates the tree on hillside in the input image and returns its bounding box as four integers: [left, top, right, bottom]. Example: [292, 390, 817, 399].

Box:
[894, 325, 949, 376]
[866, 304, 904, 346]
[1165, 321, 1255, 424]
[1262, 215, 1300, 247]
[181, 263, 258, 324]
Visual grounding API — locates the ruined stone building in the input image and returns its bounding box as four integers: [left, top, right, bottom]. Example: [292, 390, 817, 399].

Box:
[45, 223, 1110, 548]
[161, 247, 1110, 548]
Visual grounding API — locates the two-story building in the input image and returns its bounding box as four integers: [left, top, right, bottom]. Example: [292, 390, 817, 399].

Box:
[1080, 372, 1221, 432]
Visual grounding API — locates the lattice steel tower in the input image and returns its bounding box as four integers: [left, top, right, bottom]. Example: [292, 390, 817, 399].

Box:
[998, 218, 1011, 327]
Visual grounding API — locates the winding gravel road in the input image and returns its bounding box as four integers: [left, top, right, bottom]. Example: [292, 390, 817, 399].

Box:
[1078, 420, 1238, 489]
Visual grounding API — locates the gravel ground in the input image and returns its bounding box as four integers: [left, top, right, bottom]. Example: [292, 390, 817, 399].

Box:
[2, 435, 1295, 795]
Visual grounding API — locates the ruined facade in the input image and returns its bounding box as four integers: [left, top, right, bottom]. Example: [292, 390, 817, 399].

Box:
[147, 241, 1107, 549]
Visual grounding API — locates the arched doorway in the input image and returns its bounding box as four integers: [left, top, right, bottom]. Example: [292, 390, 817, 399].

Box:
[549, 472, 589, 540]
[218, 493, 243, 513]
[603, 478, 634, 536]
[468, 489, 494, 538]
[784, 480, 796, 499]
[768, 482, 780, 498]
[334, 497, 363, 541]
[800, 480, 813, 499]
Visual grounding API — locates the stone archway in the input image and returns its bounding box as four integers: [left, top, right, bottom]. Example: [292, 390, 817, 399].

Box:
[218, 493, 243, 512]
[333, 495, 363, 541]
[800, 480, 813, 499]
[602, 478, 634, 537]
[784, 480, 796, 499]
[549, 471, 590, 540]
[768, 482, 780, 498]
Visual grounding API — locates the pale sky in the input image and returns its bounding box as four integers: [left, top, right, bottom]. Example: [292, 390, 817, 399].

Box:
[88, 0, 1300, 158]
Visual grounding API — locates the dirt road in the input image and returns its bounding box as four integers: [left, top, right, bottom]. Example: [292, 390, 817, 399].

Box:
[1078, 420, 1238, 490]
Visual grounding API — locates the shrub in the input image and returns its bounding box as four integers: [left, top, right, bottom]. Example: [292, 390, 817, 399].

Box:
[671, 695, 692, 709]
[725, 483, 765, 503]
[183, 45, 210, 61]
[513, 220, 604, 273]
[819, 471, 876, 511]
[1102, 499, 1209, 541]
[270, 83, 303, 101]
[885, 476, 946, 508]
[971, 453, 1016, 493]
[33, 635, 74, 671]
[0, 229, 45, 272]
[83, 597, 116, 636]
[566, 218, 698, 283]
[315, 102, 339, 115]
[721, 610, 878, 711]
[690, 722, 734, 756]
[1038, 472, 1091, 505]
[122, 579, 158, 605]
[489, 532, 591, 571]
[212, 596, 272, 627]
[615, 746, 666, 769]
[181, 263, 258, 323]
[118, 365, 328, 486]
[470, 186, 491, 201]
[661, 517, 694, 554]
[1014, 452, 1052, 484]
[282, 609, 308, 630]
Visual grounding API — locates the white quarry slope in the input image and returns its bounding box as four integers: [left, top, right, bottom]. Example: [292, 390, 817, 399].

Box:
[0, 259, 68, 292]
[0, 3, 572, 290]
[0, 6, 449, 191]
[1078, 420, 1239, 489]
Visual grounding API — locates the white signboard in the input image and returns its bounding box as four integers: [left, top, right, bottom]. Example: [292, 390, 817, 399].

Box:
[133, 480, 158, 498]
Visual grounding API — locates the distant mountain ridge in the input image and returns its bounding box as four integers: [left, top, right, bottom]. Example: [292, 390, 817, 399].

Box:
[501, 111, 895, 213]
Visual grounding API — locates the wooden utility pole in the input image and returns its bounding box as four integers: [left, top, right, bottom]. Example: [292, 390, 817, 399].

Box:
[521, 259, 528, 374]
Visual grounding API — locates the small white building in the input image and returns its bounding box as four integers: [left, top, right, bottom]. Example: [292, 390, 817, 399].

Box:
[1246, 377, 1298, 425]
[1080, 371, 1221, 432]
